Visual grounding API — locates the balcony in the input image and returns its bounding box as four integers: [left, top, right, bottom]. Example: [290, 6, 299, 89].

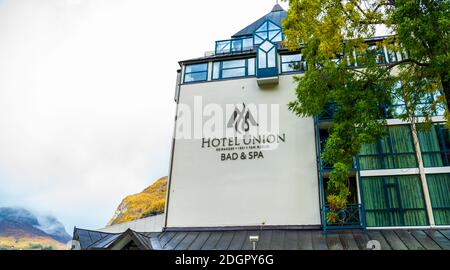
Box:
[323, 204, 365, 230]
[215, 37, 254, 55]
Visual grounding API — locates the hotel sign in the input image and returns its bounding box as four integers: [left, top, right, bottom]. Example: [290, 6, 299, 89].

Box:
[200, 103, 286, 161]
[167, 76, 321, 228]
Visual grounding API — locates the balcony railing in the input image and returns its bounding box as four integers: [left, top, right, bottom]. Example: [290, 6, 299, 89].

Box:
[323, 203, 364, 229]
[215, 37, 254, 55]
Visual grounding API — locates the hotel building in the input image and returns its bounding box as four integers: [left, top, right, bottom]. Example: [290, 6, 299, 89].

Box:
[72, 4, 450, 250]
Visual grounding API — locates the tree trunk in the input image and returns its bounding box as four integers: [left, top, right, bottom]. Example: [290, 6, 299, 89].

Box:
[410, 122, 435, 226]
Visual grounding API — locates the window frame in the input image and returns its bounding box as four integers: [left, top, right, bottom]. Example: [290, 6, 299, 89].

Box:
[257, 40, 277, 69]
[361, 175, 429, 227]
[253, 20, 283, 45]
[280, 53, 307, 74]
[367, 43, 387, 65]
[211, 58, 256, 80]
[183, 63, 209, 83]
[357, 124, 418, 171]
[419, 124, 450, 167]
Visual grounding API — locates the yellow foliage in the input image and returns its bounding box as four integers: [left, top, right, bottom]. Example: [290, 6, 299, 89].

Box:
[0, 236, 67, 250]
[108, 176, 167, 225]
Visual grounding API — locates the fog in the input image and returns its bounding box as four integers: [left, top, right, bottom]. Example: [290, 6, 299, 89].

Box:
[0, 0, 287, 232]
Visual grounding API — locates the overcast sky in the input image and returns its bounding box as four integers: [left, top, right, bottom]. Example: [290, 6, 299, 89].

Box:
[0, 0, 288, 232]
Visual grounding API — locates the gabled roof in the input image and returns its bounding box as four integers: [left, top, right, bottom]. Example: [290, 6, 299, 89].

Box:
[73, 227, 161, 250]
[105, 229, 153, 250]
[232, 4, 287, 38]
[72, 227, 118, 249]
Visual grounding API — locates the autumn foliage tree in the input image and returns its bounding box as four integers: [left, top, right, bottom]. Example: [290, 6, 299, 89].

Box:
[282, 0, 449, 223]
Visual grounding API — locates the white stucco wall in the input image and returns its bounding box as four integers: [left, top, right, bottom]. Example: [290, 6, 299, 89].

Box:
[166, 75, 321, 228]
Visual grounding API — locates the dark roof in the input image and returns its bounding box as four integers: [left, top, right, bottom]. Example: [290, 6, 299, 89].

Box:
[72, 227, 119, 249]
[271, 3, 284, 12]
[73, 228, 450, 250]
[105, 229, 153, 250]
[89, 234, 120, 249]
[179, 50, 256, 65]
[232, 4, 287, 38]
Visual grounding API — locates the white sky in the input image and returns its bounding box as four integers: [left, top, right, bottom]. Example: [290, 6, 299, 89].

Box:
[0, 0, 289, 232]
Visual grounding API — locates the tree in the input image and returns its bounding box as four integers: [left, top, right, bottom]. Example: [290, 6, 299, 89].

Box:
[282, 0, 449, 224]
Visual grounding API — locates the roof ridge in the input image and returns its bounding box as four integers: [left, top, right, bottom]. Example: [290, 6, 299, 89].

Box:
[85, 233, 119, 249]
[232, 6, 287, 38]
[272, 3, 285, 12]
[74, 227, 120, 235]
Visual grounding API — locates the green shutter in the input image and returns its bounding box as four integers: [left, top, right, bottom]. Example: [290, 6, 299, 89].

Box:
[427, 174, 450, 225]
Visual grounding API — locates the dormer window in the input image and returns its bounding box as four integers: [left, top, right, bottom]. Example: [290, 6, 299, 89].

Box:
[253, 20, 280, 84]
[254, 20, 282, 45]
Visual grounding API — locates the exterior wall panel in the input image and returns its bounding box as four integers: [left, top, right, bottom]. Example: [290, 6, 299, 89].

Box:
[166, 75, 321, 228]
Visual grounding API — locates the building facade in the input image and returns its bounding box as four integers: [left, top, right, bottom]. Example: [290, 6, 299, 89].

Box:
[71, 4, 450, 250]
[165, 4, 450, 232]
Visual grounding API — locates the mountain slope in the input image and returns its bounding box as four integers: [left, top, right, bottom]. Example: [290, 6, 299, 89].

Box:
[0, 207, 71, 250]
[107, 176, 167, 226]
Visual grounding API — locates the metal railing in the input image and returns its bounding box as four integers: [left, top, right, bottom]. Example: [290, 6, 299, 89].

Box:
[323, 204, 365, 230]
[215, 37, 254, 55]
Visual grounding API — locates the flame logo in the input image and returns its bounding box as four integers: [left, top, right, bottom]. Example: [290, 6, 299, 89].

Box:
[227, 103, 258, 134]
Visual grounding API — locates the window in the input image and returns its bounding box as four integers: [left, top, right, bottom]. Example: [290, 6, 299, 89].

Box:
[358, 125, 417, 170]
[354, 43, 387, 67]
[383, 94, 407, 119]
[427, 174, 450, 225]
[184, 63, 208, 83]
[386, 46, 398, 64]
[258, 40, 276, 69]
[247, 58, 255, 76]
[254, 21, 282, 45]
[242, 38, 253, 51]
[216, 40, 231, 54]
[344, 52, 358, 68]
[281, 54, 307, 73]
[418, 124, 450, 167]
[367, 44, 387, 64]
[212, 58, 255, 80]
[382, 82, 445, 119]
[362, 175, 428, 227]
[415, 91, 446, 117]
